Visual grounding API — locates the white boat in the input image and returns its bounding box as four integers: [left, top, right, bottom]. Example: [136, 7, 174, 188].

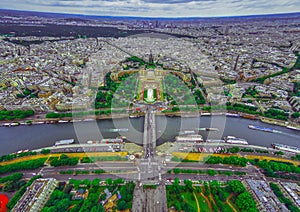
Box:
[224, 136, 248, 145]
[108, 128, 128, 132]
[248, 125, 275, 133]
[272, 143, 300, 154]
[286, 125, 300, 131]
[32, 121, 44, 125]
[179, 130, 196, 135]
[206, 139, 225, 143]
[176, 134, 203, 142]
[197, 128, 219, 131]
[3, 122, 20, 127]
[58, 120, 69, 123]
[55, 139, 74, 146]
[226, 113, 240, 117]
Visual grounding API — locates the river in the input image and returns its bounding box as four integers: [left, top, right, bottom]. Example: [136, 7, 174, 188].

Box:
[0, 116, 299, 156]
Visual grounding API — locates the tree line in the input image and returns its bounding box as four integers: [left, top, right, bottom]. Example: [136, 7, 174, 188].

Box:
[0, 158, 46, 174]
[50, 154, 78, 167]
[0, 151, 37, 162]
[0, 109, 34, 121]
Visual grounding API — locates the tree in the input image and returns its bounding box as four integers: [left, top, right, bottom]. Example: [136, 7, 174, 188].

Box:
[117, 200, 128, 210]
[90, 205, 104, 212]
[204, 182, 210, 196]
[228, 146, 240, 154]
[56, 198, 70, 212]
[236, 192, 257, 211]
[100, 193, 106, 201]
[105, 178, 113, 185]
[174, 201, 182, 211]
[207, 170, 217, 176]
[218, 190, 226, 202]
[92, 178, 100, 187]
[113, 178, 124, 185]
[228, 180, 246, 194]
[195, 186, 202, 193]
[173, 177, 180, 185]
[83, 179, 90, 187]
[0, 172, 23, 183]
[173, 168, 181, 174]
[183, 180, 193, 192]
[41, 149, 51, 154]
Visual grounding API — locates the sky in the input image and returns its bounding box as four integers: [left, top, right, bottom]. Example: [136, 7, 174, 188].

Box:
[0, 0, 299, 17]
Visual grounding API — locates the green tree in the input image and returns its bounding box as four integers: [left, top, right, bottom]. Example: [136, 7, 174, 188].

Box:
[41, 149, 51, 154]
[56, 198, 70, 212]
[105, 178, 113, 185]
[228, 146, 240, 153]
[117, 200, 128, 210]
[236, 192, 257, 212]
[92, 178, 100, 187]
[228, 180, 246, 194]
[207, 170, 217, 176]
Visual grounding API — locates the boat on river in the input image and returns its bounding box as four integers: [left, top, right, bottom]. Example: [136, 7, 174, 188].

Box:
[272, 143, 300, 154]
[197, 127, 219, 131]
[248, 125, 275, 133]
[224, 136, 248, 145]
[107, 128, 128, 132]
[54, 139, 74, 146]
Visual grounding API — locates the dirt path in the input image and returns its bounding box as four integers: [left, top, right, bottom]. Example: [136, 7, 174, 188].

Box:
[193, 192, 200, 212]
[200, 193, 212, 211]
[209, 193, 218, 210]
[226, 194, 237, 212]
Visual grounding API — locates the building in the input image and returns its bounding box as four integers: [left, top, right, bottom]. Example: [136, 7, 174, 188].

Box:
[280, 182, 300, 208]
[246, 180, 288, 212]
[104, 194, 118, 211]
[12, 178, 58, 212]
[71, 188, 89, 200]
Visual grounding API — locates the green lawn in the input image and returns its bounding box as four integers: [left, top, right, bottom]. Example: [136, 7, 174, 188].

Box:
[195, 193, 211, 212]
[166, 187, 198, 211]
[181, 191, 198, 211]
[167, 184, 240, 212]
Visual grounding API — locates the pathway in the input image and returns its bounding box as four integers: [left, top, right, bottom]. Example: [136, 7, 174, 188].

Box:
[193, 192, 200, 212]
[226, 194, 237, 212]
[200, 193, 212, 211]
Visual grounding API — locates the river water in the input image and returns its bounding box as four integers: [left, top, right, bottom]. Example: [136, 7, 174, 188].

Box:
[0, 116, 299, 156]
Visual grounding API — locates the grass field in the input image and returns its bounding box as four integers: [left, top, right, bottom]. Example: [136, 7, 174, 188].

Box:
[166, 184, 239, 212]
[195, 193, 211, 212]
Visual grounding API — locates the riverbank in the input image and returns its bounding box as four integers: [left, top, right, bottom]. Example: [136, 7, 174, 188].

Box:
[1, 111, 299, 131]
[0, 151, 128, 166]
[171, 152, 300, 166]
[1, 150, 299, 167]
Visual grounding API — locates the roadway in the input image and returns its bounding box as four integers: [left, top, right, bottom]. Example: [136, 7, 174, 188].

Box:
[9, 161, 264, 181]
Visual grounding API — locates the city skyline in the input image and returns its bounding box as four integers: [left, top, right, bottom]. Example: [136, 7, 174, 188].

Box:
[0, 0, 299, 18]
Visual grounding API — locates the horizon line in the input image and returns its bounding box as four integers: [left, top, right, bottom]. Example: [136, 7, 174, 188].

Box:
[1, 8, 300, 20]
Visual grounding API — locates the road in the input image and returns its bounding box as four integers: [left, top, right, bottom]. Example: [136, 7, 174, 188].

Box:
[2, 161, 260, 179]
[143, 106, 155, 160]
[132, 182, 167, 212]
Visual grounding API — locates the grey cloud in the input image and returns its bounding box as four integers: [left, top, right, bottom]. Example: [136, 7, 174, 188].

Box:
[142, 0, 215, 4]
[0, 0, 300, 17]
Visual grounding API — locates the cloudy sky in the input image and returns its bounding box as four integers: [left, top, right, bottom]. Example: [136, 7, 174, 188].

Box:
[0, 0, 299, 17]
